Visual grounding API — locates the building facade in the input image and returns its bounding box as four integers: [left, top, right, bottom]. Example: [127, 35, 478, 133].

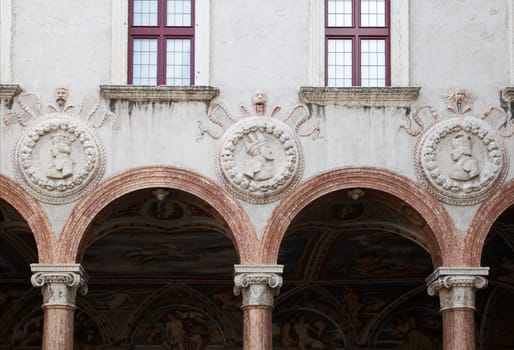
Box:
[1, 0, 514, 349]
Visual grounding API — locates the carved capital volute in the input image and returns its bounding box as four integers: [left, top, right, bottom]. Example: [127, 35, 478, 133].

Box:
[233, 265, 283, 308]
[31, 264, 88, 309]
[426, 267, 489, 311]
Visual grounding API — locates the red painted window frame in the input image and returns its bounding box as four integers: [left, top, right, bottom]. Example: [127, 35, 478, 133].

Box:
[325, 0, 390, 86]
[128, 0, 195, 85]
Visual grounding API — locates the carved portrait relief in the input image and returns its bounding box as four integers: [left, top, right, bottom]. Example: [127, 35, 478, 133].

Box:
[216, 117, 303, 203]
[6, 88, 114, 204]
[14, 116, 106, 203]
[200, 90, 317, 203]
[415, 117, 507, 205]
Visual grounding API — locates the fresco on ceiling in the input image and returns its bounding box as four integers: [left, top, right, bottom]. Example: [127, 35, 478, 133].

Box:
[133, 306, 223, 349]
[0, 237, 32, 277]
[279, 230, 320, 279]
[477, 226, 514, 349]
[83, 230, 237, 278]
[481, 230, 514, 284]
[272, 309, 346, 349]
[321, 230, 432, 280]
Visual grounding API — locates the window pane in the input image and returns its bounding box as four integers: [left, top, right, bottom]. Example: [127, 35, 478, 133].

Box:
[167, 0, 192, 26]
[361, 0, 385, 27]
[166, 39, 191, 85]
[361, 39, 386, 87]
[327, 0, 352, 27]
[132, 38, 158, 85]
[327, 39, 352, 87]
[133, 0, 158, 26]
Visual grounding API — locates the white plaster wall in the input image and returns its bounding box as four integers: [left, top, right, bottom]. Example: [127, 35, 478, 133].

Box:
[1, 0, 513, 238]
[11, 0, 111, 94]
[210, 0, 310, 106]
[410, 0, 509, 104]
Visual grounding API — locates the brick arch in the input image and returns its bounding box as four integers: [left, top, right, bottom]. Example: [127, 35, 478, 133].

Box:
[0, 174, 56, 262]
[465, 178, 514, 266]
[57, 166, 258, 263]
[260, 167, 460, 267]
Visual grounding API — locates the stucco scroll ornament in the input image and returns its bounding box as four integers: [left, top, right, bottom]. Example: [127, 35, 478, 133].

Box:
[197, 90, 319, 203]
[4, 88, 117, 204]
[401, 88, 512, 205]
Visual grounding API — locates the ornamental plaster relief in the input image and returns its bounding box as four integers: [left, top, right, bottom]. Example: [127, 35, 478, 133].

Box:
[198, 90, 320, 203]
[402, 89, 513, 205]
[3, 88, 116, 204]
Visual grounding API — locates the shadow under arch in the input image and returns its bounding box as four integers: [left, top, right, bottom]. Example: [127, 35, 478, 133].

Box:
[465, 178, 514, 266]
[0, 174, 55, 262]
[57, 166, 258, 263]
[260, 167, 460, 267]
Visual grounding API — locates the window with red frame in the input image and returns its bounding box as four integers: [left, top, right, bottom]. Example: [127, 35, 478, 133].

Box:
[326, 0, 390, 87]
[129, 0, 194, 85]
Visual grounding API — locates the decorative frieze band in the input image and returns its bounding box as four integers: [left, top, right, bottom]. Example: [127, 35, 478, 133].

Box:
[426, 267, 489, 311]
[233, 265, 283, 308]
[31, 264, 88, 309]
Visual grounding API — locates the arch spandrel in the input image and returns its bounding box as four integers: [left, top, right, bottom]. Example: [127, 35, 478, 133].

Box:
[0, 174, 56, 262]
[260, 167, 460, 267]
[57, 166, 258, 264]
[465, 178, 514, 266]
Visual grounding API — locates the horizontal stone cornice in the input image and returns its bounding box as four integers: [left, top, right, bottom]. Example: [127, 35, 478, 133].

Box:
[299, 86, 420, 107]
[425, 266, 489, 286]
[0, 84, 21, 100]
[100, 85, 219, 102]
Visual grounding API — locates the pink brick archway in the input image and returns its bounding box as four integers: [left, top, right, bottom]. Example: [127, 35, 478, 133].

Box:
[260, 167, 461, 267]
[57, 166, 258, 264]
[465, 178, 514, 266]
[0, 174, 56, 262]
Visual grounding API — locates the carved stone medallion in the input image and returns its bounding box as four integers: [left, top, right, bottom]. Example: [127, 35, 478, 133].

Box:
[415, 117, 507, 205]
[14, 116, 105, 204]
[216, 117, 304, 203]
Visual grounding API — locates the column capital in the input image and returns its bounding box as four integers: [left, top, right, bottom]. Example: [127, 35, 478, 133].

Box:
[426, 266, 489, 311]
[233, 264, 283, 308]
[30, 263, 88, 309]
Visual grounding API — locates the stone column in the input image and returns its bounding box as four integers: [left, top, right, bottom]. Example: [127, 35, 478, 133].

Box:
[234, 264, 283, 350]
[30, 264, 88, 350]
[426, 267, 489, 350]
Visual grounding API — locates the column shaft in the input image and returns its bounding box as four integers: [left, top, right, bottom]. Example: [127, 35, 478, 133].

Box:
[442, 309, 475, 350]
[243, 306, 273, 350]
[42, 306, 75, 350]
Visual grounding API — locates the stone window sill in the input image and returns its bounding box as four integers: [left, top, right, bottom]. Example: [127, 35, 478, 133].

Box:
[0, 84, 22, 100]
[99, 85, 219, 103]
[299, 86, 421, 107]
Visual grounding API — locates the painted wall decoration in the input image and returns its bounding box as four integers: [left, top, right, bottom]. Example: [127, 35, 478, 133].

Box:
[133, 306, 223, 349]
[4, 88, 115, 204]
[402, 88, 512, 205]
